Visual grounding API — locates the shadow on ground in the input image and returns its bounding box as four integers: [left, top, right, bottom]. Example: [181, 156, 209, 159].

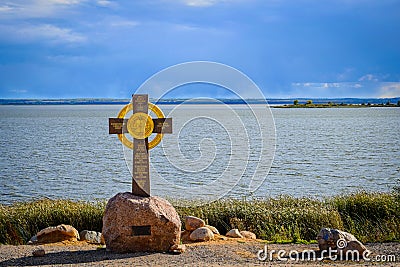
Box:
[0, 249, 155, 266]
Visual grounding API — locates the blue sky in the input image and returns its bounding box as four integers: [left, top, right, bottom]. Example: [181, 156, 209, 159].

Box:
[0, 0, 399, 99]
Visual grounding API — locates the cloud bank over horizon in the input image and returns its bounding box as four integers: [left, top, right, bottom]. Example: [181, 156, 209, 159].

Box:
[0, 0, 399, 99]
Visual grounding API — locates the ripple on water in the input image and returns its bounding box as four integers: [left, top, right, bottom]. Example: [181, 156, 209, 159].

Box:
[0, 106, 399, 204]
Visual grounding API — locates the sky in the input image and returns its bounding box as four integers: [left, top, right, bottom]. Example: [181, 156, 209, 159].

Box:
[0, 0, 399, 99]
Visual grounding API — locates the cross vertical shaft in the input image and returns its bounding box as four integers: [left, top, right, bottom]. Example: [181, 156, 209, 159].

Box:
[132, 94, 150, 197]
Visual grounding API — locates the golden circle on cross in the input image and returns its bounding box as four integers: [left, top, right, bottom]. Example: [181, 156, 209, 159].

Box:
[127, 112, 154, 140]
[116, 102, 165, 150]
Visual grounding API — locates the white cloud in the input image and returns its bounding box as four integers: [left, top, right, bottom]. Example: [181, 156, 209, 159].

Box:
[292, 82, 340, 88]
[45, 0, 82, 5]
[13, 24, 86, 44]
[358, 73, 392, 83]
[183, 0, 218, 7]
[9, 89, 28, 94]
[179, 0, 241, 7]
[379, 83, 400, 98]
[292, 82, 400, 98]
[96, 0, 117, 8]
[358, 74, 379, 82]
[165, 22, 229, 35]
[292, 82, 310, 87]
[173, 23, 201, 31]
[0, 5, 15, 12]
[153, 0, 252, 9]
[110, 20, 139, 27]
[337, 67, 355, 81]
[46, 54, 88, 62]
[0, 0, 85, 19]
[320, 83, 340, 88]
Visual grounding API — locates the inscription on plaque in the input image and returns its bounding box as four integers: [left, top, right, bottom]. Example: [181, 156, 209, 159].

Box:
[108, 94, 173, 197]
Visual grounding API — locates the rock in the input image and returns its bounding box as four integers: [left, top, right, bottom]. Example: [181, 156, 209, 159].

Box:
[36, 224, 79, 244]
[102, 192, 181, 253]
[240, 230, 256, 240]
[181, 230, 191, 242]
[342, 240, 367, 255]
[185, 216, 205, 231]
[28, 235, 38, 245]
[317, 228, 357, 250]
[214, 234, 228, 240]
[189, 227, 214, 242]
[317, 228, 366, 254]
[205, 225, 220, 235]
[169, 244, 186, 254]
[226, 229, 243, 238]
[32, 247, 45, 257]
[79, 230, 104, 244]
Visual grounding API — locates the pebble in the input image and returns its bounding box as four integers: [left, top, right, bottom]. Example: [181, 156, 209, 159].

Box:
[32, 247, 45, 257]
[226, 229, 243, 238]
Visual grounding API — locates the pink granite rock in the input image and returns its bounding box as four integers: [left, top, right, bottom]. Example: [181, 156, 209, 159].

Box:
[317, 228, 367, 254]
[36, 224, 79, 244]
[205, 225, 220, 235]
[169, 244, 186, 254]
[185, 216, 205, 231]
[79, 230, 104, 244]
[102, 192, 181, 253]
[240, 230, 256, 240]
[226, 229, 243, 238]
[189, 227, 214, 242]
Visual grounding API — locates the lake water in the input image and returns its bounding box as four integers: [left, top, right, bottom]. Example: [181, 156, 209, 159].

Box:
[0, 105, 399, 204]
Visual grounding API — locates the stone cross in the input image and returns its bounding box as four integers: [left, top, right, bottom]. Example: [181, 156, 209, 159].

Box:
[108, 94, 172, 197]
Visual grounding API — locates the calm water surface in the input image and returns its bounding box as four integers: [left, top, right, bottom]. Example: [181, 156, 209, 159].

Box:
[0, 105, 399, 204]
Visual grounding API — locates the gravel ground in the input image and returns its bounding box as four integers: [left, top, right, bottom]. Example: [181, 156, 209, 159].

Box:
[0, 240, 399, 267]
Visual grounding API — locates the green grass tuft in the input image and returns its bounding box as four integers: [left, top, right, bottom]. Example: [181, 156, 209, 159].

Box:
[330, 191, 400, 243]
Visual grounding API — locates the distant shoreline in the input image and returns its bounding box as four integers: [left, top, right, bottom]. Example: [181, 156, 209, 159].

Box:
[1, 97, 399, 106]
[274, 102, 400, 108]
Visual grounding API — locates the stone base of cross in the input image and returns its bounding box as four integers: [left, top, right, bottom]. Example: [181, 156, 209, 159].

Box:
[108, 94, 172, 197]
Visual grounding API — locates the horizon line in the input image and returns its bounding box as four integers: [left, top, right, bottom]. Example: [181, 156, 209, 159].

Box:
[1, 96, 399, 101]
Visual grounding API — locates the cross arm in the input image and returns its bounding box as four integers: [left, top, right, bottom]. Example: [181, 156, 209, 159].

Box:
[152, 118, 172, 134]
[109, 118, 127, 134]
[109, 118, 172, 134]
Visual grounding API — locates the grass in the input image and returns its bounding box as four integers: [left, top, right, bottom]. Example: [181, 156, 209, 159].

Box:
[173, 196, 344, 242]
[331, 191, 400, 243]
[0, 199, 106, 245]
[0, 191, 399, 245]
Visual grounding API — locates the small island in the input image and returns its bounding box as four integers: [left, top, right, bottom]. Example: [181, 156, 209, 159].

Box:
[274, 99, 400, 108]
